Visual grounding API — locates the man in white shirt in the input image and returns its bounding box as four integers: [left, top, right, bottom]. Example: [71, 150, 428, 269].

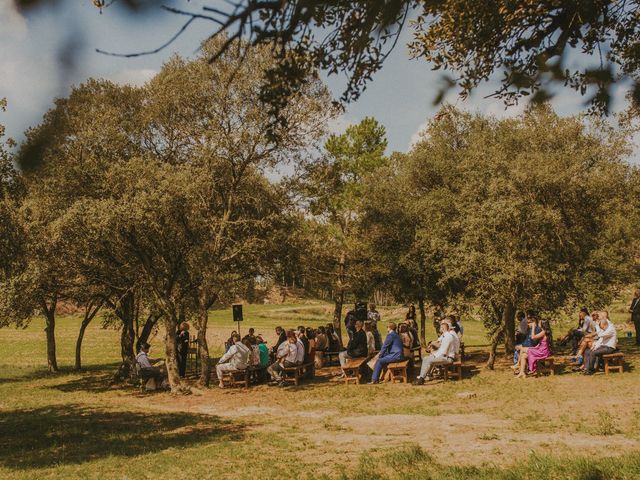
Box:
[136, 342, 166, 388]
[583, 311, 617, 375]
[267, 331, 299, 385]
[216, 333, 251, 388]
[413, 321, 458, 385]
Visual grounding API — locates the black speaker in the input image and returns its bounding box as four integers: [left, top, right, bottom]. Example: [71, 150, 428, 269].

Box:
[232, 304, 243, 322]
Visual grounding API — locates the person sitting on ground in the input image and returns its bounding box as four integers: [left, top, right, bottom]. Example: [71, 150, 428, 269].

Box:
[338, 320, 368, 374]
[398, 323, 413, 359]
[513, 314, 542, 367]
[326, 324, 342, 351]
[272, 326, 287, 355]
[364, 322, 376, 355]
[413, 320, 458, 385]
[583, 311, 617, 375]
[558, 308, 594, 356]
[369, 322, 404, 384]
[216, 333, 251, 388]
[297, 326, 310, 363]
[368, 303, 382, 350]
[225, 330, 237, 352]
[515, 318, 552, 378]
[136, 342, 167, 388]
[267, 331, 299, 385]
[176, 322, 190, 378]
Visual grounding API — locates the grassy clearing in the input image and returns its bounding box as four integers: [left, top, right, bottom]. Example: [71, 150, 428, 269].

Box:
[0, 294, 639, 479]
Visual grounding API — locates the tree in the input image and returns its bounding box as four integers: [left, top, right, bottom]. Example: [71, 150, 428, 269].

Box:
[402, 105, 638, 367]
[297, 117, 388, 339]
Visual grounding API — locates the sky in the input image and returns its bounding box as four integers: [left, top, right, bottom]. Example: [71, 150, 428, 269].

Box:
[0, 0, 636, 157]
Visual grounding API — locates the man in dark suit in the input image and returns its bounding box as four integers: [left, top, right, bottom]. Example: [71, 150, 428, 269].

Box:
[630, 289, 640, 346]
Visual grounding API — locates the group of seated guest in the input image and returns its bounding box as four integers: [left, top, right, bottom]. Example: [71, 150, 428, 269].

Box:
[571, 310, 618, 375]
[557, 308, 595, 355]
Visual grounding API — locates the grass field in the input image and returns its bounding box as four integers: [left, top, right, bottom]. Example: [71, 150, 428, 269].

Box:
[1, 295, 639, 479]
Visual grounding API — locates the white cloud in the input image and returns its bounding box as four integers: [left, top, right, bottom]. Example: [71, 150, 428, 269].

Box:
[110, 68, 157, 86]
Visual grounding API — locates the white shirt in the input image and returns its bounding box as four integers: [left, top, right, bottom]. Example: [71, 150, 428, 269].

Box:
[136, 351, 153, 369]
[218, 341, 251, 370]
[278, 341, 298, 363]
[434, 331, 456, 359]
[594, 320, 617, 350]
[448, 330, 460, 357]
[580, 315, 594, 333]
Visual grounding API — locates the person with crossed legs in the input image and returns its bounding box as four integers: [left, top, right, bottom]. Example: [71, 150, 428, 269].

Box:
[413, 320, 457, 385]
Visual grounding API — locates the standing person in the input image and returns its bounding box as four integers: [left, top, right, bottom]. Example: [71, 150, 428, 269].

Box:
[368, 303, 382, 350]
[369, 322, 404, 384]
[630, 289, 640, 346]
[583, 312, 618, 375]
[176, 322, 190, 378]
[405, 304, 416, 322]
[413, 321, 457, 385]
[216, 334, 251, 388]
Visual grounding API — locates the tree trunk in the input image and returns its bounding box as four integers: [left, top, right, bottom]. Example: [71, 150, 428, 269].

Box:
[113, 292, 136, 382]
[43, 301, 58, 373]
[418, 298, 427, 346]
[486, 323, 505, 370]
[74, 302, 101, 371]
[333, 252, 345, 345]
[164, 315, 190, 394]
[503, 301, 516, 355]
[136, 314, 161, 353]
[197, 304, 211, 387]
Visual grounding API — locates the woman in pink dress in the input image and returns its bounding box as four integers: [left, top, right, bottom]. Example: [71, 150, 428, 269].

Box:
[516, 319, 552, 378]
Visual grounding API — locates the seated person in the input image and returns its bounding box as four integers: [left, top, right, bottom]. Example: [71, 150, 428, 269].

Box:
[297, 326, 310, 363]
[246, 337, 261, 367]
[513, 315, 542, 367]
[368, 303, 382, 350]
[370, 322, 404, 384]
[136, 342, 167, 388]
[338, 320, 368, 374]
[326, 324, 342, 351]
[271, 326, 288, 355]
[225, 330, 237, 352]
[413, 321, 458, 385]
[267, 331, 299, 385]
[573, 311, 600, 367]
[314, 326, 328, 368]
[256, 336, 270, 368]
[364, 322, 376, 356]
[242, 327, 256, 344]
[583, 312, 617, 375]
[558, 308, 594, 356]
[398, 323, 413, 359]
[515, 318, 552, 378]
[216, 333, 251, 388]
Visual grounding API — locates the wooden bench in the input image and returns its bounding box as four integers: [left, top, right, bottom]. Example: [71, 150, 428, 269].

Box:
[410, 346, 422, 363]
[342, 357, 367, 384]
[387, 360, 410, 383]
[443, 360, 463, 381]
[603, 352, 624, 374]
[220, 368, 250, 388]
[536, 357, 555, 376]
[282, 362, 314, 386]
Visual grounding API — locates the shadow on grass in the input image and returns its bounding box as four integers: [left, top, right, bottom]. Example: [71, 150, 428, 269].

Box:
[0, 363, 122, 387]
[0, 403, 245, 469]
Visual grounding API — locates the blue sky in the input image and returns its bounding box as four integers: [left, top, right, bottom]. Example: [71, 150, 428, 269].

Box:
[0, 0, 636, 157]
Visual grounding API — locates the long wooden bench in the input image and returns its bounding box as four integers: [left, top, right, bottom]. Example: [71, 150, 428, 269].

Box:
[282, 362, 314, 386]
[603, 352, 624, 374]
[536, 357, 555, 376]
[387, 359, 410, 383]
[342, 357, 367, 384]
